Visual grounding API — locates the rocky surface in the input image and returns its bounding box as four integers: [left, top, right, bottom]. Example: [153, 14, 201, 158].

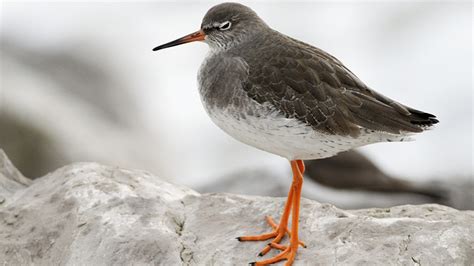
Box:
[1, 151, 473, 265]
[0, 150, 31, 203]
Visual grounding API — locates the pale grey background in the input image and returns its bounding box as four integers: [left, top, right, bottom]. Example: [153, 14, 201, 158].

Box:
[1, 1, 472, 187]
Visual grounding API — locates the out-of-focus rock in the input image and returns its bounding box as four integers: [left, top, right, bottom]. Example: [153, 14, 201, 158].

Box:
[0, 149, 31, 203]
[433, 178, 474, 211]
[305, 151, 445, 199]
[198, 167, 442, 210]
[1, 153, 473, 265]
[1, 41, 163, 179]
[0, 115, 67, 178]
[1, 41, 137, 126]
[199, 151, 472, 210]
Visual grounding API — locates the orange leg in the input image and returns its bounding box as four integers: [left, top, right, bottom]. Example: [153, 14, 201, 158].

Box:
[238, 160, 305, 266]
[237, 172, 295, 246]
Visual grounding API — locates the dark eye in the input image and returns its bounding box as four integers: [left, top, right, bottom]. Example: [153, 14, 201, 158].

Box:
[218, 21, 232, 31]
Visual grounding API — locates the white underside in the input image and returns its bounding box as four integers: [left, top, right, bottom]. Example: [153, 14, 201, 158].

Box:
[205, 101, 411, 160]
[197, 51, 411, 160]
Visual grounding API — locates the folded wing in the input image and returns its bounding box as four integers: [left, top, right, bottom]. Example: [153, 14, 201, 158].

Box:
[241, 35, 438, 137]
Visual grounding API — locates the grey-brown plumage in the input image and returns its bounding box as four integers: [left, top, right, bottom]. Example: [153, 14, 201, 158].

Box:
[155, 2, 438, 159]
[238, 35, 438, 137]
[202, 5, 437, 138]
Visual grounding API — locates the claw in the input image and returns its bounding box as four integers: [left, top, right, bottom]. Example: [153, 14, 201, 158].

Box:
[252, 247, 295, 265]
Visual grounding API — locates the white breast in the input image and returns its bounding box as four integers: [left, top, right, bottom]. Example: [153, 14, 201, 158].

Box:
[197, 51, 410, 160]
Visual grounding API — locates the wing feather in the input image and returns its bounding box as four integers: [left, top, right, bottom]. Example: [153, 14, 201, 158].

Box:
[239, 33, 438, 137]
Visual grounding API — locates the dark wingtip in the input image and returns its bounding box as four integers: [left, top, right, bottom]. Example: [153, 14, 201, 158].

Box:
[423, 112, 439, 124]
[236, 237, 242, 241]
[257, 252, 264, 257]
[410, 116, 439, 126]
[408, 109, 439, 128]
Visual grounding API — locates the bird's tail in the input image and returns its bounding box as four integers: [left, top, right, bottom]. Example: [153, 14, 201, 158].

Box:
[406, 107, 439, 129]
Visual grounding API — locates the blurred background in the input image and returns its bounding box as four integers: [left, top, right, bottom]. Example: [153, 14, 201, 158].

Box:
[1, 1, 472, 209]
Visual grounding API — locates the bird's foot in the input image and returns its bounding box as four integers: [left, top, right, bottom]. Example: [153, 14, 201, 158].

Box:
[249, 242, 299, 266]
[237, 216, 305, 258]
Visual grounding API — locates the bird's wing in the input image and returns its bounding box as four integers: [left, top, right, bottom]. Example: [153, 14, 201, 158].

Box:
[240, 35, 438, 137]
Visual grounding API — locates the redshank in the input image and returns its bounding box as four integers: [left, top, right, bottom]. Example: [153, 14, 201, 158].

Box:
[153, 3, 438, 265]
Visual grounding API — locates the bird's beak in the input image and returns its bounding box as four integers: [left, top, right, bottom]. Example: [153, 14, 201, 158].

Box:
[153, 30, 206, 51]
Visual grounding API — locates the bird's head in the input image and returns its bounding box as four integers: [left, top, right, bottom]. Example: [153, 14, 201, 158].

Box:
[153, 3, 267, 52]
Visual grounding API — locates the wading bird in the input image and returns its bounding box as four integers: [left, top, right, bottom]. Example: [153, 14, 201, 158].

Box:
[153, 3, 438, 265]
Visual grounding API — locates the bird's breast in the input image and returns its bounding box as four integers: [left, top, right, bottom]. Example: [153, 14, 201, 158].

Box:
[197, 51, 250, 110]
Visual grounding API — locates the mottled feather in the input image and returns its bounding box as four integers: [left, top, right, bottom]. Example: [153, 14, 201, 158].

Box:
[228, 30, 438, 137]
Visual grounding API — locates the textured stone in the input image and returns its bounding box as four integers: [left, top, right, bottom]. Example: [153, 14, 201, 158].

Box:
[0, 153, 473, 265]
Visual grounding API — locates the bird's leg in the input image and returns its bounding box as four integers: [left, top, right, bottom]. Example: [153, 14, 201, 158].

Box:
[250, 160, 304, 266]
[241, 160, 305, 266]
[285, 160, 304, 265]
[296, 159, 305, 175]
[254, 160, 306, 257]
[237, 170, 295, 246]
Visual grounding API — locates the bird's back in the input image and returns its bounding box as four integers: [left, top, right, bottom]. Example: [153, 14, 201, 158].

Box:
[232, 29, 438, 138]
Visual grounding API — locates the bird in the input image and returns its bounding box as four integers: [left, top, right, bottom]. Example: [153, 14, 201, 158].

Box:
[153, 3, 438, 265]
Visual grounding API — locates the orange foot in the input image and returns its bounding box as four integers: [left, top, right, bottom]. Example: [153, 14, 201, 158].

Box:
[237, 160, 306, 266]
[237, 216, 306, 256]
[250, 244, 298, 266]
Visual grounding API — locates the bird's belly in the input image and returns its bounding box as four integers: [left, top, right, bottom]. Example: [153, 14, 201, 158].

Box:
[205, 102, 373, 160]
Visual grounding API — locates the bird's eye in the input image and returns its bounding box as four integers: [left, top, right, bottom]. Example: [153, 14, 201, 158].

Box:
[218, 21, 232, 31]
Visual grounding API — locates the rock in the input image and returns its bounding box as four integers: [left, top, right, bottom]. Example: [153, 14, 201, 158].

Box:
[0, 114, 68, 179]
[0, 150, 31, 203]
[0, 154, 473, 265]
[1, 42, 154, 179]
[432, 177, 474, 211]
[304, 151, 445, 199]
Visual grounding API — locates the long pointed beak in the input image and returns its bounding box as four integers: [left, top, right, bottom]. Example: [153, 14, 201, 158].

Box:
[153, 30, 205, 51]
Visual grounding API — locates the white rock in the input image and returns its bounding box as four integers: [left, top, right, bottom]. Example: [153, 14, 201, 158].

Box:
[0, 153, 473, 265]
